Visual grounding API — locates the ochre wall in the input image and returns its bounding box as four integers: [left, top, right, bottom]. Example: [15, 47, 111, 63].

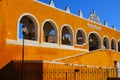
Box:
[42, 62, 117, 80]
[4, 0, 120, 46]
[59, 50, 120, 68]
[0, 0, 120, 69]
[0, 61, 117, 80]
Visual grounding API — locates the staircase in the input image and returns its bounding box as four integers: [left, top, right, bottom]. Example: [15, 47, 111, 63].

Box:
[52, 50, 120, 67]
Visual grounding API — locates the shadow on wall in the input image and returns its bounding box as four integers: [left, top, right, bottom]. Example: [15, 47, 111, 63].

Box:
[0, 60, 43, 80]
[107, 78, 120, 80]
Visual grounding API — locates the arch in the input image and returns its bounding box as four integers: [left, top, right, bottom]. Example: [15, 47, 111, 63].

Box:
[18, 13, 39, 41]
[111, 39, 116, 51]
[61, 25, 73, 46]
[88, 32, 101, 51]
[118, 41, 120, 52]
[42, 20, 58, 43]
[103, 37, 109, 49]
[76, 28, 86, 45]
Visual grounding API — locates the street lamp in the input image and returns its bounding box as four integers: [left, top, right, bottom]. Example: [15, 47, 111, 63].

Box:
[21, 25, 27, 80]
[74, 69, 80, 80]
[66, 72, 68, 80]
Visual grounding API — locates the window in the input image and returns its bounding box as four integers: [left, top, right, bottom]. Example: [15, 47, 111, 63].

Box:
[43, 21, 58, 43]
[76, 29, 86, 45]
[61, 26, 73, 46]
[19, 15, 38, 41]
[103, 37, 109, 49]
[89, 33, 101, 51]
[111, 39, 116, 51]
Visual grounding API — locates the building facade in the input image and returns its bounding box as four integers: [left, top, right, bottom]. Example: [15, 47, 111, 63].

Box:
[0, 0, 120, 80]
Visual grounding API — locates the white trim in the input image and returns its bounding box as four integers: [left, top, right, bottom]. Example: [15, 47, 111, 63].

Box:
[78, 10, 83, 18]
[52, 52, 88, 61]
[13, 59, 116, 69]
[49, 0, 55, 8]
[33, 0, 120, 32]
[41, 42, 59, 48]
[60, 24, 74, 46]
[59, 45, 86, 51]
[88, 31, 101, 51]
[88, 23, 102, 31]
[17, 13, 40, 42]
[41, 19, 59, 43]
[6, 39, 88, 51]
[33, 0, 75, 16]
[65, 6, 70, 13]
[7, 39, 40, 47]
[104, 20, 108, 26]
[75, 28, 87, 46]
[43, 60, 116, 69]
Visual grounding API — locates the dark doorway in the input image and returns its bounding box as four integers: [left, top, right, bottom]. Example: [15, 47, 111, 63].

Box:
[103, 37, 109, 49]
[76, 29, 86, 45]
[89, 33, 101, 51]
[61, 26, 73, 46]
[111, 39, 116, 51]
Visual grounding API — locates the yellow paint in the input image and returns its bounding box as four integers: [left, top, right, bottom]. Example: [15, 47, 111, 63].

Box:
[0, 0, 120, 75]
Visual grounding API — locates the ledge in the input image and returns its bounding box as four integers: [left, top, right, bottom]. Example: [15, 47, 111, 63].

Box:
[6, 39, 88, 51]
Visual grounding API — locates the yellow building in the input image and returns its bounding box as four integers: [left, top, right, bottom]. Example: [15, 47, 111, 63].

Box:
[0, 0, 120, 80]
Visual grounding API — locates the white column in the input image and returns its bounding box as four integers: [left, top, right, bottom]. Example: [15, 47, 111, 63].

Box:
[116, 62, 120, 78]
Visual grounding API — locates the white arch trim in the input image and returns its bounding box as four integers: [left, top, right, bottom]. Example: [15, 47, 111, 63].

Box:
[17, 12, 40, 42]
[60, 24, 74, 47]
[41, 19, 59, 43]
[75, 28, 87, 46]
[88, 31, 102, 51]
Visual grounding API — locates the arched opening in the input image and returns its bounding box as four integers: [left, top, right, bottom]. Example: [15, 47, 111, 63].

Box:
[118, 41, 120, 52]
[89, 33, 101, 51]
[76, 29, 86, 45]
[43, 21, 57, 43]
[19, 15, 38, 41]
[61, 26, 73, 46]
[103, 37, 109, 49]
[111, 39, 116, 51]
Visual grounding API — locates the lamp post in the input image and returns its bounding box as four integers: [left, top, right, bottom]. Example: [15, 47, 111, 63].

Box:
[66, 72, 68, 80]
[74, 69, 80, 80]
[21, 25, 27, 80]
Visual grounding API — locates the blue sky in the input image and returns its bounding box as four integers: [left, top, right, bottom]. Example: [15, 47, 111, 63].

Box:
[19, 23, 24, 38]
[39, 0, 120, 30]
